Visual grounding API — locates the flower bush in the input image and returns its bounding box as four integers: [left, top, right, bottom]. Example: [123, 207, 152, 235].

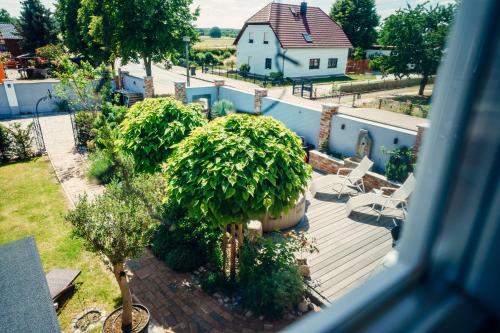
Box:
[239, 234, 304, 319]
[119, 97, 207, 173]
[384, 146, 415, 182]
[164, 114, 311, 226]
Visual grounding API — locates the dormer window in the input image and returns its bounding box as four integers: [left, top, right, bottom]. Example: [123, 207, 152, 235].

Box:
[249, 32, 254, 44]
[303, 33, 313, 43]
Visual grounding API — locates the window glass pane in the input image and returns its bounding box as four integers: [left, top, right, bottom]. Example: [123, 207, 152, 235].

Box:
[328, 58, 338, 68]
[309, 58, 320, 69]
[265, 58, 272, 69]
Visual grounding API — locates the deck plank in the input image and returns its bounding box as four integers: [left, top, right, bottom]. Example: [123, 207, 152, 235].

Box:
[299, 171, 396, 304]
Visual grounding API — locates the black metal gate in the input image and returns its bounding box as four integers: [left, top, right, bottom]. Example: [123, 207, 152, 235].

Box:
[292, 80, 314, 99]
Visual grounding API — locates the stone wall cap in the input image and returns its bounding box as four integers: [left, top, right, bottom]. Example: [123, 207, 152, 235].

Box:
[174, 81, 186, 85]
[255, 88, 268, 92]
[417, 122, 430, 129]
[322, 103, 340, 109]
[143, 76, 153, 79]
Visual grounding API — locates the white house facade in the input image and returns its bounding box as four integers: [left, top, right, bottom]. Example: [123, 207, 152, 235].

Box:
[234, 2, 352, 79]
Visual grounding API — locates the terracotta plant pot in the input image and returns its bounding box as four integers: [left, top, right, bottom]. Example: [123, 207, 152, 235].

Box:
[102, 304, 150, 333]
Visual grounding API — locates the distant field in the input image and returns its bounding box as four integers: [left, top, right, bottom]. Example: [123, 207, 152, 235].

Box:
[194, 36, 235, 49]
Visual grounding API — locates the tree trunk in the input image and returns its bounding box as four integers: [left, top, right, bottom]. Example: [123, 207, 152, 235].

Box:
[237, 224, 243, 251]
[113, 263, 133, 333]
[222, 228, 227, 276]
[230, 224, 236, 280]
[143, 56, 152, 77]
[418, 75, 429, 96]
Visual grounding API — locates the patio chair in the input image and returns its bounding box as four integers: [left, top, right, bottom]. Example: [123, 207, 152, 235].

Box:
[46, 268, 81, 308]
[310, 156, 374, 198]
[345, 173, 416, 224]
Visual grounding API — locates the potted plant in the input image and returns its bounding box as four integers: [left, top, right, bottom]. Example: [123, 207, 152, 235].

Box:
[66, 173, 162, 333]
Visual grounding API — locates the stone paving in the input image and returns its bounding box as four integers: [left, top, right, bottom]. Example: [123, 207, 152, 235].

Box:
[128, 251, 293, 333]
[2, 113, 296, 332]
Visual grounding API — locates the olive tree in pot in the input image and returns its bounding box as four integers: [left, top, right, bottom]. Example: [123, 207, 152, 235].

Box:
[66, 172, 163, 333]
[164, 114, 312, 278]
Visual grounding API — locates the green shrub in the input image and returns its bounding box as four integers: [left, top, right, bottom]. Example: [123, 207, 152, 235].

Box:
[211, 99, 235, 119]
[74, 111, 98, 148]
[200, 271, 227, 294]
[239, 235, 304, 319]
[8, 122, 34, 160]
[87, 150, 116, 184]
[0, 124, 12, 162]
[239, 63, 250, 76]
[151, 214, 222, 273]
[164, 114, 311, 226]
[269, 71, 283, 82]
[119, 97, 207, 173]
[164, 246, 205, 272]
[385, 146, 415, 182]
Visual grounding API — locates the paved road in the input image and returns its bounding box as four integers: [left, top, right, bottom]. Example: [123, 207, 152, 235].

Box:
[120, 62, 428, 131]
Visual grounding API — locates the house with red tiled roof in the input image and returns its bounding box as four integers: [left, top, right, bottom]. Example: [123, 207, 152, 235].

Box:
[234, 1, 352, 79]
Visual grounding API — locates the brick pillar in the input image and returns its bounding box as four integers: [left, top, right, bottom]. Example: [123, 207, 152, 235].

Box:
[254, 88, 268, 114]
[214, 79, 225, 101]
[318, 103, 339, 150]
[174, 81, 187, 103]
[413, 122, 429, 162]
[143, 76, 155, 98]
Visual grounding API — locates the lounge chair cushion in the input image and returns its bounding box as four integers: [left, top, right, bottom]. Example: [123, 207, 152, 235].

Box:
[46, 268, 81, 300]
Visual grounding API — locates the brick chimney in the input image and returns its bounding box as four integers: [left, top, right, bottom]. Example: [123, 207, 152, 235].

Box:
[300, 1, 307, 16]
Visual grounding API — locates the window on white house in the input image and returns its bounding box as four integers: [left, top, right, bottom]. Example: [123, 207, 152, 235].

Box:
[309, 58, 320, 69]
[263, 32, 269, 44]
[265, 58, 272, 69]
[328, 58, 338, 68]
[249, 32, 254, 44]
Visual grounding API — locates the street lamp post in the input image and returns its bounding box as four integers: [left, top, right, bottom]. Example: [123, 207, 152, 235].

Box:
[183, 36, 191, 87]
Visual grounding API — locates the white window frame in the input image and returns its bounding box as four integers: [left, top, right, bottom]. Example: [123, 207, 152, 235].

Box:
[309, 58, 320, 69]
[328, 58, 338, 69]
[263, 32, 269, 44]
[285, 1, 500, 332]
[248, 32, 254, 44]
[265, 58, 272, 70]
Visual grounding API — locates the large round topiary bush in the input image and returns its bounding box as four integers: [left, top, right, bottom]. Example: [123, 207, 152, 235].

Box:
[119, 97, 207, 173]
[164, 114, 312, 225]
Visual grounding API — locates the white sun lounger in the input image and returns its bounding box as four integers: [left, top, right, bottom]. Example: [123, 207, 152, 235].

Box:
[345, 173, 416, 223]
[310, 156, 374, 198]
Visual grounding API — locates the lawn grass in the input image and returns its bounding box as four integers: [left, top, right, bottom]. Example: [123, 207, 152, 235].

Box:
[0, 158, 119, 331]
[194, 36, 235, 49]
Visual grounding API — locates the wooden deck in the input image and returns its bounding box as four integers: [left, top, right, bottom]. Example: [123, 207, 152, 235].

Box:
[296, 171, 396, 304]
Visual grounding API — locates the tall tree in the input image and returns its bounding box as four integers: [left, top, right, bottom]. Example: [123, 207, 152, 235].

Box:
[330, 0, 379, 49]
[209, 26, 222, 38]
[56, 0, 116, 66]
[55, 0, 84, 56]
[377, 3, 455, 95]
[0, 9, 17, 24]
[17, 0, 58, 52]
[114, 0, 199, 76]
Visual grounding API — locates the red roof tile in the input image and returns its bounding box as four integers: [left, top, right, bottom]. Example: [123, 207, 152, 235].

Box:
[234, 2, 352, 49]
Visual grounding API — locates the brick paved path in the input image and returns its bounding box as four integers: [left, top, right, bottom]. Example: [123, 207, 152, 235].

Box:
[128, 251, 292, 333]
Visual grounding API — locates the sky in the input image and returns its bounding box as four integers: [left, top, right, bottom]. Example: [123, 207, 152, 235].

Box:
[2, 0, 454, 29]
